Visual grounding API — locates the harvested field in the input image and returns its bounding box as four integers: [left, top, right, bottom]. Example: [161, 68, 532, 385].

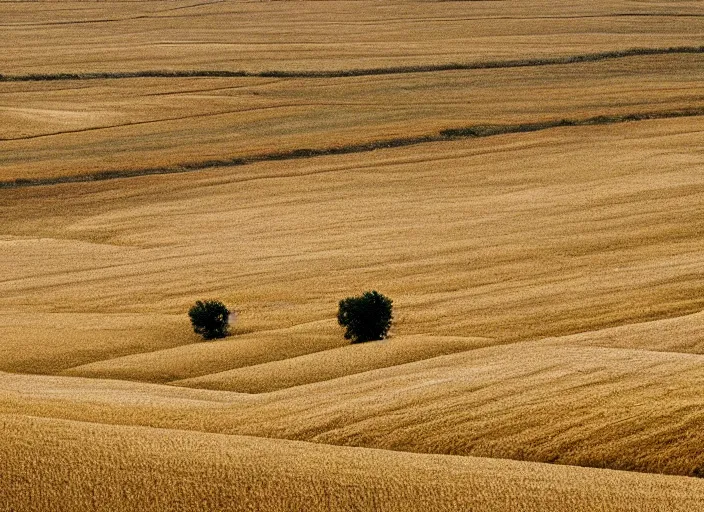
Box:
[60, 320, 350, 384]
[549, 310, 704, 355]
[2, 119, 703, 351]
[3, 1, 703, 74]
[4, 414, 704, 512]
[1, 0, 704, 510]
[1, 119, 704, 479]
[2, 53, 703, 182]
[3, 337, 704, 477]
[171, 334, 493, 392]
[0, 312, 190, 375]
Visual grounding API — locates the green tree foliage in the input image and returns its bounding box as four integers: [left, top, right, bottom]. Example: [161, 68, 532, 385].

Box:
[188, 300, 231, 340]
[337, 291, 393, 343]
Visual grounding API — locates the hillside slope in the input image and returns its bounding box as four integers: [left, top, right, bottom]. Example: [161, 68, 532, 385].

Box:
[2, 413, 704, 512]
[2, 118, 703, 382]
[3, 336, 704, 477]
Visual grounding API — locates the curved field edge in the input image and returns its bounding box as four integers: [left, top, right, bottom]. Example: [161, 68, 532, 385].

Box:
[2, 117, 703, 383]
[57, 310, 704, 393]
[2, 413, 704, 512]
[58, 320, 350, 384]
[4, 341, 704, 477]
[170, 310, 704, 393]
[545, 310, 704, 355]
[169, 334, 494, 393]
[2, 106, 703, 189]
[0, 312, 196, 375]
[2, 45, 702, 81]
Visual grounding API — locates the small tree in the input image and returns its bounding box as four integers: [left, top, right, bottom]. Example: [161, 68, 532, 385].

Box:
[188, 300, 231, 340]
[337, 291, 393, 343]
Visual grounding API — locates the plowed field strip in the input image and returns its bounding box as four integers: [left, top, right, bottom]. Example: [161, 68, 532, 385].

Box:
[3, 106, 702, 189]
[2, 46, 702, 81]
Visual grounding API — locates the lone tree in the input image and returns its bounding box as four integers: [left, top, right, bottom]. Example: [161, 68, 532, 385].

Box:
[337, 290, 393, 343]
[188, 300, 231, 340]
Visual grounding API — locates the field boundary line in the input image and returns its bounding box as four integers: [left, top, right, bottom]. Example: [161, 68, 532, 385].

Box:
[1, 46, 703, 81]
[2, 106, 703, 189]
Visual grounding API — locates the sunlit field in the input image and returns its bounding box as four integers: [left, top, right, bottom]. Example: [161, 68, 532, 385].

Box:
[1, 0, 704, 510]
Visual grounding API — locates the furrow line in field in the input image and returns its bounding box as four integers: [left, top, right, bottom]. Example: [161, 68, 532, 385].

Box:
[0, 104, 311, 142]
[1, 46, 702, 81]
[1, 106, 703, 189]
[4, 11, 704, 27]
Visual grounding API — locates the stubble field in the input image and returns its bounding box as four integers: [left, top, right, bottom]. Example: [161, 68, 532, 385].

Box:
[1, 0, 704, 510]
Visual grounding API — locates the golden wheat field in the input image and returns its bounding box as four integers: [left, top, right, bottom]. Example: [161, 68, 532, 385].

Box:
[1, 0, 704, 510]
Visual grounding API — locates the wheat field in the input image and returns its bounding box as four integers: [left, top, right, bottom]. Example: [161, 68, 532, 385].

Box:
[3, 53, 704, 182]
[1, 0, 704, 510]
